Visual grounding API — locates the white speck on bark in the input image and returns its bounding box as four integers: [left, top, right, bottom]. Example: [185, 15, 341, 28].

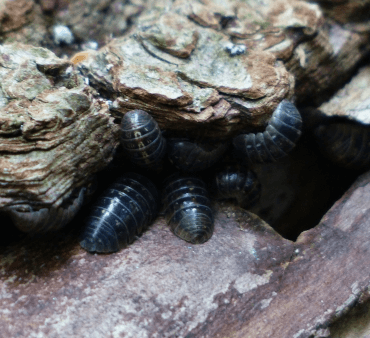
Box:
[53, 25, 74, 45]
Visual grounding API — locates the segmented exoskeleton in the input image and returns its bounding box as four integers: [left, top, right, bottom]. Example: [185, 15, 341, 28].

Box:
[167, 138, 228, 172]
[213, 164, 261, 208]
[313, 122, 370, 170]
[4, 187, 86, 233]
[162, 175, 214, 244]
[80, 173, 158, 253]
[233, 100, 302, 164]
[120, 110, 166, 170]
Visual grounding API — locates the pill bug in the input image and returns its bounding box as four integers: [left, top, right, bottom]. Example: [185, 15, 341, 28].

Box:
[80, 172, 158, 253]
[162, 174, 214, 244]
[4, 187, 86, 233]
[213, 164, 261, 208]
[167, 138, 229, 172]
[313, 121, 370, 170]
[120, 110, 166, 170]
[233, 100, 302, 164]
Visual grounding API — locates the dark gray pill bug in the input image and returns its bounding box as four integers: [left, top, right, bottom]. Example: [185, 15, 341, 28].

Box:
[167, 138, 228, 172]
[313, 122, 370, 170]
[213, 165, 261, 208]
[120, 110, 166, 170]
[4, 187, 86, 233]
[80, 173, 158, 253]
[162, 175, 214, 244]
[233, 100, 302, 164]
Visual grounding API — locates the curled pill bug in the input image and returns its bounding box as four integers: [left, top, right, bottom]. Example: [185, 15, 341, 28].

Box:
[167, 138, 228, 172]
[213, 164, 261, 208]
[120, 110, 166, 170]
[5, 187, 86, 233]
[80, 173, 158, 253]
[313, 122, 370, 170]
[233, 100, 302, 164]
[162, 174, 214, 244]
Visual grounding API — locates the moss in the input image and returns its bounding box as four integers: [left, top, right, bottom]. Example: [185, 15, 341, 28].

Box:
[30, 47, 54, 59]
[253, 20, 271, 30]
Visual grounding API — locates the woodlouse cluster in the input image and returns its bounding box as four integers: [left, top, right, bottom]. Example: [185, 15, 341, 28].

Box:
[2, 102, 304, 252]
[78, 102, 303, 252]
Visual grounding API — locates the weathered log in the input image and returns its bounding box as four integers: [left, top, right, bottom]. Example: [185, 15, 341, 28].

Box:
[80, 0, 307, 138]
[76, 0, 370, 137]
[0, 0, 368, 136]
[0, 0, 49, 47]
[313, 0, 370, 32]
[318, 65, 370, 125]
[0, 0, 34, 33]
[0, 0, 145, 52]
[0, 0, 368, 115]
[54, 0, 146, 47]
[0, 43, 120, 230]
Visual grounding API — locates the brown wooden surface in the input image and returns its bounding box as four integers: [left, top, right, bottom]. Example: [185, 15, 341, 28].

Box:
[1, 170, 370, 337]
[0, 44, 120, 209]
[319, 65, 370, 125]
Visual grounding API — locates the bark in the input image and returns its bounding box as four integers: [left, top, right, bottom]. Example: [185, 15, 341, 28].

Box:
[0, 43, 120, 210]
[319, 65, 370, 125]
